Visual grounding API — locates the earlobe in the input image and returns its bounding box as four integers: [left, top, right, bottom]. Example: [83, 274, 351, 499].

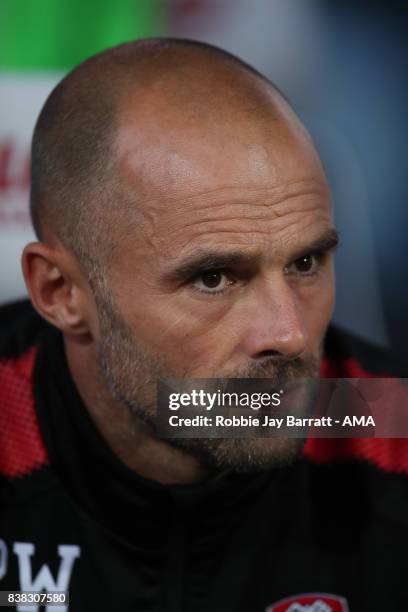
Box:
[21, 241, 90, 336]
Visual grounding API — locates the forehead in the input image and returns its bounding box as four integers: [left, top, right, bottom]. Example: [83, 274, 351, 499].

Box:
[114, 89, 331, 262]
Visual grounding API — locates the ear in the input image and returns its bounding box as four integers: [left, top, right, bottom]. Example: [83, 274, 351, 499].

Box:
[22, 241, 93, 336]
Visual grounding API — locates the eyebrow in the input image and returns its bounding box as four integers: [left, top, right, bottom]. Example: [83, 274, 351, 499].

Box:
[163, 228, 339, 284]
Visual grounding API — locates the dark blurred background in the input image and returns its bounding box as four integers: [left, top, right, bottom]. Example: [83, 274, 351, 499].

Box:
[1, 0, 407, 361]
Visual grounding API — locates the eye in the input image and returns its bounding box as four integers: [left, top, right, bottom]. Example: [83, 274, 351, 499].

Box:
[193, 270, 233, 294]
[294, 254, 315, 273]
[284, 253, 321, 276]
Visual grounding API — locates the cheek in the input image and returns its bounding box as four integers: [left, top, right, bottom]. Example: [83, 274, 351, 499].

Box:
[115, 288, 223, 369]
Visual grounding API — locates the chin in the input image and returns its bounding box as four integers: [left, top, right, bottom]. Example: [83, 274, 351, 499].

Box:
[172, 437, 306, 474]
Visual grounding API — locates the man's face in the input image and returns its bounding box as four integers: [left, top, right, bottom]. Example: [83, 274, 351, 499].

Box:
[93, 89, 336, 472]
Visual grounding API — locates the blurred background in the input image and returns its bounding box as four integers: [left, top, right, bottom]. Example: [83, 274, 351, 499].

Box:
[1, 0, 407, 361]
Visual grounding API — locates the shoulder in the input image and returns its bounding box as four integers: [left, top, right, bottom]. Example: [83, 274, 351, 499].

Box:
[322, 324, 406, 377]
[308, 324, 408, 477]
[0, 299, 50, 483]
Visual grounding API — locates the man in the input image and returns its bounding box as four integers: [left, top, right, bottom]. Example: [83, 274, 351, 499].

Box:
[0, 39, 406, 611]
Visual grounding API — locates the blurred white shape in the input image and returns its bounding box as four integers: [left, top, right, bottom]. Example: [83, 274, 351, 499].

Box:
[0, 73, 61, 303]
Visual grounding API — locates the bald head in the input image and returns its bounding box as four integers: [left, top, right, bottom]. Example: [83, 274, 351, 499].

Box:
[25, 38, 335, 480]
[30, 38, 306, 276]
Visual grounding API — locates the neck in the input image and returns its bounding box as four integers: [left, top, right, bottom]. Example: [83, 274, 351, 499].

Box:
[63, 334, 210, 485]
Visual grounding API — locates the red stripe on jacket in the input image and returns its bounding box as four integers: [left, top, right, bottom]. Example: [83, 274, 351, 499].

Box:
[304, 356, 408, 474]
[0, 347, 48, 478]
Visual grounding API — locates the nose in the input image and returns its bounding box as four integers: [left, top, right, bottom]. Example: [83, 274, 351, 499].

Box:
[239, 278, 308, 361]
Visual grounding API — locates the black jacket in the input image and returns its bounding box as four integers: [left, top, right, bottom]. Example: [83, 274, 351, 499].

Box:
[0, 300, 407, 611]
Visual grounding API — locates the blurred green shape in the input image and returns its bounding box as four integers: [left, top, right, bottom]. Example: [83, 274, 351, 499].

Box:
[0, 0, 166, 71]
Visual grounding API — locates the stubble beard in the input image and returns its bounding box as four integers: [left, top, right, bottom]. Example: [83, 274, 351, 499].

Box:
[94, 287, 322, 474]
